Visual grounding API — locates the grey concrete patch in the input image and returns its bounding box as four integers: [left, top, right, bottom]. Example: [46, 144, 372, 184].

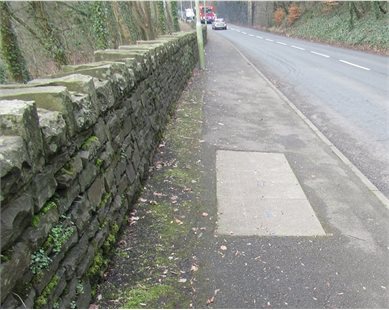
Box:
[216, 150, 326, 236]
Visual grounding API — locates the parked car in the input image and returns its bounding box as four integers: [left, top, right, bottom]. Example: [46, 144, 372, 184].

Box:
[212, 18, 227, 30]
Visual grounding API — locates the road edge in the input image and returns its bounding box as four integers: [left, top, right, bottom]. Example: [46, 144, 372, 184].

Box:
[222, 39, 389, 211]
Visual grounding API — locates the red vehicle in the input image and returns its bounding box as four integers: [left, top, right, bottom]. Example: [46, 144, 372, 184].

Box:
[199, 5, 216, 24]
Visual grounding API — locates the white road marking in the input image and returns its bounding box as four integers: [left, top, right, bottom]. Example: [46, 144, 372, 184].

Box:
[265, 39, 274, 42]
[248, 34, 254, 37]
[236, 30, 241, 33]
[256, 36, 263, 39]
[291, 45, 305, 50]
[310, 51, 330, 58]
[242, 31, 247, 34]
[339, 59, 371, 71]
[276, 41, 287, 46]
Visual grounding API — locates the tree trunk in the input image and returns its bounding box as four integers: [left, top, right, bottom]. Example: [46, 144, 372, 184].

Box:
[29, 1, 68, 68]
[111, 1, 132, 45]
[247, 0, 253, 26]
[0, 2, 30, 82]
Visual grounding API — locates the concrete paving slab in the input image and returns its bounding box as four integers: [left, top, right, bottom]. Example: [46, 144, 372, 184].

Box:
[216, 150, 326, 236]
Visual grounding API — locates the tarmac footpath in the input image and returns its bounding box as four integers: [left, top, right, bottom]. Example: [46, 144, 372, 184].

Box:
[191, 29, 389, 308]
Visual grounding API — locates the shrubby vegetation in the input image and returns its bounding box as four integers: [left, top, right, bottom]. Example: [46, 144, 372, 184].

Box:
[0, 1, 180, 83]
[216, 1, 388, 54]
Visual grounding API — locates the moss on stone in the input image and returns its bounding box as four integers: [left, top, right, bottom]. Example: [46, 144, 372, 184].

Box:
[32, 200, 58, 228]
[81, 135, 99, 151]
[87, 250, 107, 278]
[34, 274, 60, 308]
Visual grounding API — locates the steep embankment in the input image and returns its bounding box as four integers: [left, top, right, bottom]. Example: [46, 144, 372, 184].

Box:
[270, 3, 389, 55]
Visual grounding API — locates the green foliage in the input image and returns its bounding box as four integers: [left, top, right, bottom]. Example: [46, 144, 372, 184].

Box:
[90, 2, 109, 49]
[102, 222, 120, 254]
[0, 2, 30, 82]
[30, 249, 52, 274]
[34, 275, 60, 308]
[289, 2, 389, 52]
[98, 192, 112, 210]
[70, 300, 77, 309]
[170, 1, 180, 32]
[76, 281, 85, 295]
[46, 225, 75, 253]
[81, 135, 99, 150]
[32, 200, 58, 228]
[95, 158, 104, 168]
[0, 58, 9, 84]
[157, 1, 167, 34]
[29, 2, 68, 67]
[119, 2, 139, 42]
[87, 250, 108, 278]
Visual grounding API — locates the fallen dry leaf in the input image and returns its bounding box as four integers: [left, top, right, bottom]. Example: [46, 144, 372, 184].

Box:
[220, 245, 227, 251]
[175, 218, 183, 225]
[191, 265, 199, 272]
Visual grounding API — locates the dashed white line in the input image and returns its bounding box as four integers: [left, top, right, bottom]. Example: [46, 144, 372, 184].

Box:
[291, 45, 305, 50]
[339, 59, 370, 71]
[242, 32, 247, 34]
[310, 51, 330, 58]
[256, 36, 263, 39]
[276, 41, 287, 46]
[265, 39, 274, 42]
[248, 34, 254, 37]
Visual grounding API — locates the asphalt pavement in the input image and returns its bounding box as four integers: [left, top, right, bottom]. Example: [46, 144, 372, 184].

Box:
[193, 27, 389, 308]
[212, 24, 389, 199]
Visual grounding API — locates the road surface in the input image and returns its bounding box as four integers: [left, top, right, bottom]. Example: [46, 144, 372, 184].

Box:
[193, 27, 389, 308]
[211, 24, 389, 198]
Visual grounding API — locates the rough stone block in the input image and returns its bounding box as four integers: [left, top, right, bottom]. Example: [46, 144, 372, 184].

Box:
[87, 176, 105, 209]
[22, 204, 59, 250]
[37, 108, 68, 156]
[94, 79, 115, 112]
[94, 50, 138, 62]
[0, 100, 44, 169]
[0, 87, 77, 137]
[56, 181, 81, 215]
[55, 154, 83, 189]
[0, 242, 31, 303]
[29, 74, 98, 103]
[0, 192, 34, 251]
[76, 278, 91, 309]
[70, 93, 99, 131]
[94, 117, 109, 145]
[69, 195, 91, 233]
[99, 141, 114, 169]
[62, 233, 89, 281]
[0, 135, 28, 179]
[33, 170, 58, 212]
[78, 162, 98, 193]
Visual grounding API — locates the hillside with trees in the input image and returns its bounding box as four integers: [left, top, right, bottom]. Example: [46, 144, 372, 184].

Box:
[0, 1, 180, 84]
[215, 1, 388, 55]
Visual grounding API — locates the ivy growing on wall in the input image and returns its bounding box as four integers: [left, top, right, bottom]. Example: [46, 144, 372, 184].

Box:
[90, 2, 109, 49]
[171, 1, 180, 32]
[0, 2, 30, 83]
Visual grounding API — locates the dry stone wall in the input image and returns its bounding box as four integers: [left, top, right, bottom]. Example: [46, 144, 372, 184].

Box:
[0, 29, 206, 309]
